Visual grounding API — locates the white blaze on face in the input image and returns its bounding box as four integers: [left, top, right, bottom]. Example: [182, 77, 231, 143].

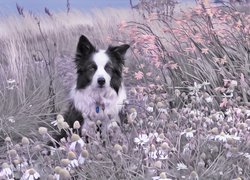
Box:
[92, 50, 111, 88]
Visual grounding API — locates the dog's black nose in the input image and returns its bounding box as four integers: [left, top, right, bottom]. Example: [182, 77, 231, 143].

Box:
[97, 77, 105, 87]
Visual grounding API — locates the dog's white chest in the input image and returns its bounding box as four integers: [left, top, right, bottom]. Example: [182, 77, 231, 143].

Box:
[70, 85, 126, 120]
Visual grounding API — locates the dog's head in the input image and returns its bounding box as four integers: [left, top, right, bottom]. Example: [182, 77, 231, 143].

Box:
[75, 35, 130, 94]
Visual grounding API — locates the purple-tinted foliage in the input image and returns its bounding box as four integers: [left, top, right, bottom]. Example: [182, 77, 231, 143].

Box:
[67, 0, 70, 14]
[16, 3, 24, 17]
[45, 7, 52, 17]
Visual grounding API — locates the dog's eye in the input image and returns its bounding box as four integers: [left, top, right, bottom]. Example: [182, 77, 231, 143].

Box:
[105, 64, 113, 72]
[88, 65, 97, 72]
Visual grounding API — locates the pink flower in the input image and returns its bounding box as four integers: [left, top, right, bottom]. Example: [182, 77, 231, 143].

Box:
[123, 67, 129, 74]
[201, 48, 209, 54]
[134, 71, 144, 80]
[146, 72, 152, 76]
[118, 20, 127, 32]
[220, 98, 228, 108]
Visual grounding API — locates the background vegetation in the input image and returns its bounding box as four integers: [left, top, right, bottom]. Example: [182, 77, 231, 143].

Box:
[0, 0, 250, 179]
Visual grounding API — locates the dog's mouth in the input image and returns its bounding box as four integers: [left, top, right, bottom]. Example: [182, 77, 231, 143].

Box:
[98, 85, 105, 88]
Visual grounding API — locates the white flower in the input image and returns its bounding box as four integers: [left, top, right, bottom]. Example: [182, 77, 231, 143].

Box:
[181, 128, 196, 138]
[15, 161, 29, 172]
[239, 152, 250, 160]
[149, 150, 158, 159]
[152, 176, 172, 180]
[158, 150, 168, 160]
[54, 173, 60, 180]
[210, 132, 240, 143]
[69, 138, 85, 151]
[149, 132, 159, 140]
[21, 168, 40, 180]
[78, 154, 85, 165]
[176, 162, 188, 171]
[70, 159, 79, 168]
[7, 79, 16, 84]
[214, 132, 227, 142]
[214, 112, 225, 121]
[188, 82, 202, 95]
[205, 117, 214, 125]
[8, 116, 15, 123]
[146, 106, 154, 113]
[134, 134, 149, 146]
[158, 108, 167, 113]
[51, 120, 57, 126]
[0, 163, 13, 179]
[205, 96, 213, 103]
[202, 80, 210, 87]
[129, 111, 137, 121]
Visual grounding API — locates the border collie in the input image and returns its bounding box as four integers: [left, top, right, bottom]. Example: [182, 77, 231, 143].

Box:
[55, 35, 130, 143]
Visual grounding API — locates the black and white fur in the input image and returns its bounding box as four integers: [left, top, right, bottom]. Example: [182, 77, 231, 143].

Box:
[56, 35, 129, 142]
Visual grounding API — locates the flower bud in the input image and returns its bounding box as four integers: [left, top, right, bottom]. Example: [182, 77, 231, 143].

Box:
[68, 151, 76, 160]
[54, 166, 62, 174]
[73, 121, 81, 129]
[71, 134, 80, 142]
[38, 127, 48, 135]
[81, 149, 89, 158]
[21, 137, 30, 145]
[59, 169, 71, 179]
[114, 144, 123, 152]
[57, 114, 64, 123]
[5, 136, 11, 142]
[159, 172, 167, 178]
[154, 161, 162, 169]
[61, 159, 70, 167]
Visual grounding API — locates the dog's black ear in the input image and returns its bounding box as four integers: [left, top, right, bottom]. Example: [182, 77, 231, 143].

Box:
[107, 44, 130, 61]
[76, 35, 95, 57]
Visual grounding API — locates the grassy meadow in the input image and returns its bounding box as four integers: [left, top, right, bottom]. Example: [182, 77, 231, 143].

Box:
[0, 1, 250, 179]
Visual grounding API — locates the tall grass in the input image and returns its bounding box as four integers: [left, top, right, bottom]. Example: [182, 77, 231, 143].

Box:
[0, 1, 250, 179]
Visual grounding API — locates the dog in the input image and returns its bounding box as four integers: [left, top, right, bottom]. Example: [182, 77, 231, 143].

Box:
[53, 35, 130, 144]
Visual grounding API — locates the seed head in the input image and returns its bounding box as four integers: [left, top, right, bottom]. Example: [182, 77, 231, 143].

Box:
[73, 121, 81, 129]
[57, 114, 64, 123]
[96, 153, 103, 160]
[68, 151, 76, 160]
[150, 144, 156, 151]
[161, 142, 169, 151]
[62, 122, 70, 129]
[197, 160, 205, 169]
[28, 168, 36, 175]
[81, 149, 89, 158]
[200, 152, 206, 160]
[154, 161, 162, 169]
[13, 158, 21, 165]
[96, 120, 102, 126]
[2, 163, 9, 169]
[5, 136, 11, 142]
[59, 169, 71, 179]
[114, 144, 123, 152]
[210, 127, 219, 135]
[71, 134, 80, 142]
[175, 89, 181, 97]
[38, 127, 48, 135]
[129, 108, 137, 113]
[8, 149, 17, 158]
[159, 172, 167, 178]
[54, 166, 62, 174]
[245, 119, 250, 126]
[61, 159, 70, 167]
[21, 137, 30, 145]
[190, 171, 199, 178]
[156, 102, 164, 108]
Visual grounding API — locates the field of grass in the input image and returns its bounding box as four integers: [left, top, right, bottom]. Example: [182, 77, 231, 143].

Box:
[0, 1, 250, 179]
